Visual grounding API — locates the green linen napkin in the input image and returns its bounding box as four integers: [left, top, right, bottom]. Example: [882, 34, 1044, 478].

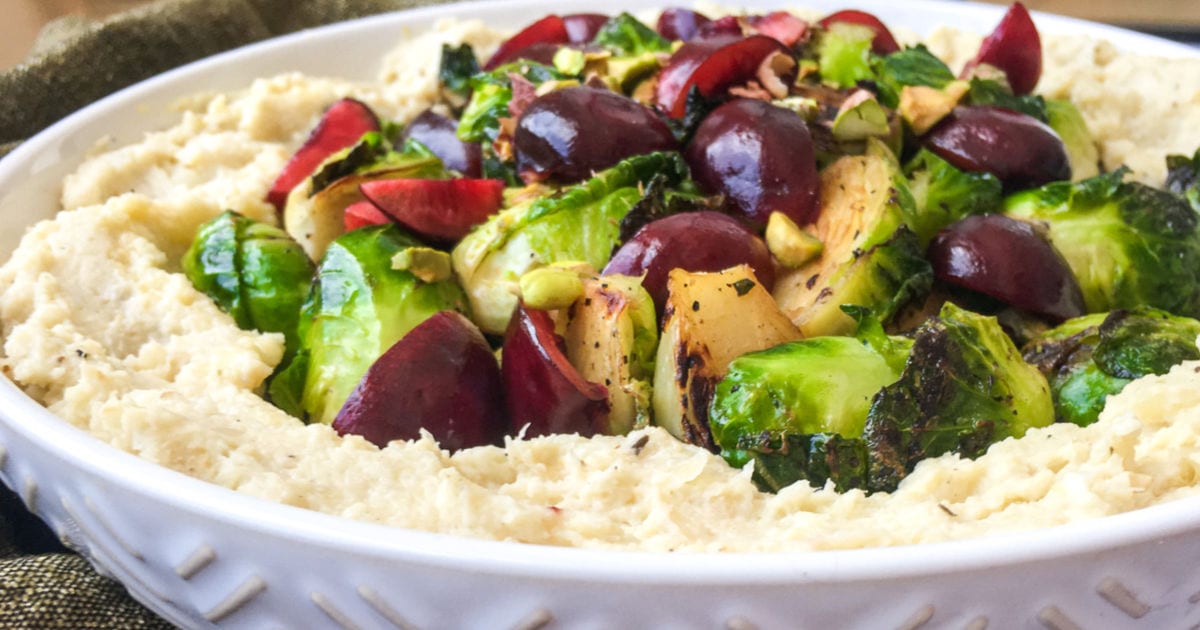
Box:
[0, 0, 449, 626]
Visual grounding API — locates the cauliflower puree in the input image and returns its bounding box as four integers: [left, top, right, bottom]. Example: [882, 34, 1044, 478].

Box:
[2, 15, 1200, 552]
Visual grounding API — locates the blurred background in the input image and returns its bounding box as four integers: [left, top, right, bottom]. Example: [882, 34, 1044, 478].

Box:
[3, 0, 1200, 69]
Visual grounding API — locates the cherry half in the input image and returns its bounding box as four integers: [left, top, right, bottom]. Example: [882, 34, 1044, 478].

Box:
[333, 311, 507, 451]
[502, 303, 610, 437]
[928, 214, 1084, 322]
[962, 2, 1042, 95]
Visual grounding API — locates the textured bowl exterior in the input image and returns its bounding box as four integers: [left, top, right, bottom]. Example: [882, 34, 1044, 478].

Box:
[2, 2, 1200, 628]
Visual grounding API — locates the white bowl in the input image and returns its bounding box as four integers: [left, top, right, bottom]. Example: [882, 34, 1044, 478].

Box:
[2, 1, 1199, 628]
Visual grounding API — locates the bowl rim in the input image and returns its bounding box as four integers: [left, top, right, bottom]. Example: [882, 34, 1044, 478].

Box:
[2, 0, 1199, 586]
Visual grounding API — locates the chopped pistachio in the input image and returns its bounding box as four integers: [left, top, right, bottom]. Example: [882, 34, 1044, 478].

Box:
[553, 48, 587, 75]
[899, 80, 969, 135]
[391, 247, 453, 283]
[534, 79, 583, 97]
[519, 266, 586, 310]
[607, 52, 662, 92]
[772, 96, 820, 122]
[766, 211, 824, 268]
[831, 90, 890, 141]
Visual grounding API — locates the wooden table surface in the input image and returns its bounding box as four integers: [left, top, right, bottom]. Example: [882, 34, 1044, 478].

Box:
[3, 0, 1198, 69]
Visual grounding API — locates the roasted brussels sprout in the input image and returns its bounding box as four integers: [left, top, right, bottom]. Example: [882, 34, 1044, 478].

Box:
[183, 210, 314, 354]
[279, 224, 468, 425]
[452, 151, 688, 334]
[870, 44, 956, 108]
[1044, 99, 1099, 181]
[863, 302, 1054, 491]
[1004, 168, 1200, 318]
[773, 151, 932, 337]
[1023, 308, 1200, 426]
[283, 133, 446, 261]
[817, 22, 876, 88]
[714, 303, 1053, 494]
[903, 148, 1003, 246]
[1166, 147, 1200, 212]
[456, 61, 570, 144]
[592, 12, 671, 56]
[710, 308, 910, 491]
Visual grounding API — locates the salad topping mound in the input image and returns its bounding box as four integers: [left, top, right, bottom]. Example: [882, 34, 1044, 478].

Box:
[179, 4, 1200, 495]
[4, 3, 1200, 551]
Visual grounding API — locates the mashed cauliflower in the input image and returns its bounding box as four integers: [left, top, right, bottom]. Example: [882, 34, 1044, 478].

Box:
[2, 14, 1200, 552]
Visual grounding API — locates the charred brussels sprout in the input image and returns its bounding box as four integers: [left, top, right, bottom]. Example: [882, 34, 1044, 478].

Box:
[710, 309, 911, 492]
[457, 61, 570, 144]
[1023, 308, 1200, 426]
[1167, 148, 1200, 212]
[713, 303, 1052, 494]
[452, 151, 689, 334]
[904, 148, 1003, 245]
[592, 12, 671, 56]
[1004, 168, 1200, 318]
[863, 302, 1054, 491]
[183, 210, 314, 354]
[280, 224, 468, 425]
[817, 22, 876, 88]
[773, 151, 933, 337]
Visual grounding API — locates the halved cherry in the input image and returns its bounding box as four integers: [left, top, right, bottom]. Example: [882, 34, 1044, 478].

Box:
[400, 109, 482, 178]
[817, 9, 901, 55]
[502, 303, 609, 438]
[656, 8, 713, 41]
[333, 311, 506, 452]
[746, 11, 809, 47]
[655, 34, 794, 118]
[928, 214, 1084, 322]
[343, 200, 391, 232]
[484, 15, 569, 70]
[266, 98, 379, 211]
[563, 13, 609, 43]
[359, 178, 504, 243]
[961, 2, 1041, 95]
[922, 105, 1069, 190]
[696, 15, 744, 39]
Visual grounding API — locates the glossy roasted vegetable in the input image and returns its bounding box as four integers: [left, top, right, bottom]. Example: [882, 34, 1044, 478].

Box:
[1004, 168, 1200, 318]
[713, 302, 1053, 493]
[1023, 308, 1200, 426]
[183, 210, 314, 355]
[773, 150, 932, 336]
[562, 274, 658, 435]
[277, 224, 468, 425]
[903, 148, 1003, 246]
[711, 309, 911, 491]
[653, 265, 801, 449]
[1167, 147, 1200, 212]
[862, 302, 1054, 491]
[452, 151, 688, 334]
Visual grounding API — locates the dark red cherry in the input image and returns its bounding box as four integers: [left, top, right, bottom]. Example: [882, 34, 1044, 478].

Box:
[514, 86, 678, 184]
[962, 2, 1042, 95]
[603, 211, 775, 315]
[333, 311, 506, 451]
[685, 98, 819, 226]
[655, 34, 794, 118]
[928, 214, 1084, 322]
[400, 109, 482, 178]
[656, 8, 713, 41]
[502, 304, 609, 437]
[922, 106, 1069, 190]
